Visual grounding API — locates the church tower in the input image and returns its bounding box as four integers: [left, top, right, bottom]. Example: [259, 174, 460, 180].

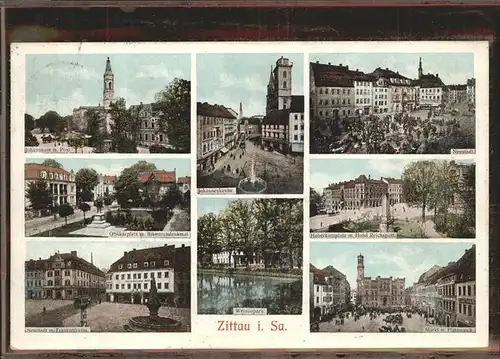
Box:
[266, 65, 275, 115]
[418, 57, 423, 79]
[103, 57, 114, 110]
[357, 254, 365, 282]
[275, 56, 293, 111]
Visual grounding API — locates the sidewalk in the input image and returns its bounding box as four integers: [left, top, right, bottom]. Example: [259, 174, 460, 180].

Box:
[163, 207, 190, 231]
[26, 208, 99, 236]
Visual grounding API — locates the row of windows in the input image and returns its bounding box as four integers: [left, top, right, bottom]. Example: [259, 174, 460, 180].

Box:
[421, 88, 441, 93]
[114, 271, 170, 280]
[354, 81, 371, 87]
[356, 89, 371, 95]
[114, 282, 169, 290]
[292, 125, 304, 131]
[374, 101, 388, 106]
[440, 299, 456, 312]
[39, 171, 73, 182]
[202, 129, 220, 140]
[319, 98, 351, 106]
[292, 114, 304, 120]
[117, 260, 169, 270]
[292, 134, 305, 141]
[199, 116, 224, 126]
[47, 270, 96, 279]
[26, 272, 43, 277]
[318, 109, 352, 117]
[263, 124, 286, 130]
[263, 132, 287, 139]
[458, 303, 475, 316]
[374, 94, 388, 100]
[421, 95, 442, 100]
[356, 98, 371, 105]
[458, 284, 475, 297]
[202, 141, 219, 155]
[46, 279, 99, 287]
[319, 88, 351, 95]
[26, 280, 42, 287]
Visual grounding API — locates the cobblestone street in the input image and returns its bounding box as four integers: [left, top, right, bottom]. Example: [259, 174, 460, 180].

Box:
[198, 140, 303, 194]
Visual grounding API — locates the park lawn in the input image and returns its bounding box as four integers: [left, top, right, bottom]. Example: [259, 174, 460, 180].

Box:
[33, 220, 90, 237]
[394, 220, 425, 238]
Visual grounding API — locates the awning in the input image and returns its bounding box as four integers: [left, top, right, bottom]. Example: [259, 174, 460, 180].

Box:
[220, 147, 229, 154]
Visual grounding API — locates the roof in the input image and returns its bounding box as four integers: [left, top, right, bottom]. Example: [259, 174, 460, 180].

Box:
[25, 259, 49, 271]
[262, 109, 289, 126]
[46, 251, 105, 277]
[290, 95, 305, 113]
[174, 245, 190, 272]
[467, 78, 476, 86]
[382, 177, 403, 184]
[103, 175, 117, 184]
[371, 67, 410, 81]
[413, 74, 446, 88]
[197, 102, 237, 119]
[25, 163, 73, 182]
[454, 245, 475, 284]
[177, 176, 191, 185]
[447, 84, 467, 91]
[417, 265, 442, 283]
[138, 170, 176, 184]
[109, 245, 176, 273]
[321, 265, 346, 280]
[310, 62, 372, 88]
[130, 102, 162, 113]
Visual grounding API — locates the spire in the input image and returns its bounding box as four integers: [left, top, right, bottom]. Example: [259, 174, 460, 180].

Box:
[105, 57, 112, 74]
[91, 252, 93, 265]
[418, 57, 423, 79]
[268, 65, 274, 86]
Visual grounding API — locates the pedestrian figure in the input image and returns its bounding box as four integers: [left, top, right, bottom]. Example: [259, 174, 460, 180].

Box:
[43, 306, 46, 314]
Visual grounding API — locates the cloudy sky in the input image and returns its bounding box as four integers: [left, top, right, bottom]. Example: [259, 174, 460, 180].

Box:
[26, 53, 191, 119]
[197, 198, 250, 218]
[26, 158, 191, 178]
[26, 241, 190, 270]
[197, 53, 304, 117]
[310, 53, 474, 86]
[310, 242, 474, 288]
[310, 158, 475, 194]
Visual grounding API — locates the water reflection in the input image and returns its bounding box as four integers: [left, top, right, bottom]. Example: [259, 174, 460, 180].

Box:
[197, 271, 302, 315]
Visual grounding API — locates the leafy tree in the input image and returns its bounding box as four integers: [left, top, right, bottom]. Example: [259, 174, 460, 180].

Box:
[25, 132, 39, 146]
[55, 117, 68, 135]
[86, 110, 105, 152]
[109, 98, 138, 153]
[310, 187, 321, 217]
[129, 161, 157, 173]
[160, 186, 183, 209]
[114, 170, 144, 208]
[402, 161, 439, 222]
[37, 111, 62, 133]
[182, 189, 191, 210]
[79, 202, 91, 221]
[103, 195, 113, 206]
[25, 114, 35, 132]
[75, 168, 99, 193]
[66, 132, 86, 153]
[155, 78, 191, 153]
[197, 212, 221, 264]
[26, 180, 52, 213]
[58, 203, 74, 225]
[41, 159, 62, 168]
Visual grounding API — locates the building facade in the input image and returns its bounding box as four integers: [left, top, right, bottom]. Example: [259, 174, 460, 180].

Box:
[137, 170, 177, 200]
[266, 57, 293, 114]
[310, 264, 351, 318]
[356, 254, 405, 307]
[466, 78, 476, 105]
[261, 110, 290, 153]
[25, 163, 77, 209]
[129, 103, 170, 148]
[447, 85, 468, 104]
[25, 251, 106, 300]
[288, 95, 305, 153]
[197, 102, 236, 171]
[93, 174, 116, 199]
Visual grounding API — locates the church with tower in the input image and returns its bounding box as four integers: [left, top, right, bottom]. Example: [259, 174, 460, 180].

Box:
[356, 253, 406, 308]
[262, 56, 305, 153]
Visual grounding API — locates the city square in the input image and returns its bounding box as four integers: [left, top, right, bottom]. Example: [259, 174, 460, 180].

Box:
[196, 53, 304, 194]
[25, 242, 191, 332]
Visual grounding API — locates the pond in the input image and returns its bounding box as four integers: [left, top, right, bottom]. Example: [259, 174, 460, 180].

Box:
[197, 271, 302, 315]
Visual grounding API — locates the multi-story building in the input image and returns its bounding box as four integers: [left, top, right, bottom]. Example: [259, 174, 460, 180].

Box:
[106, 244, 190, 305]
[93, 174, 116, 199]
[372, 77, 391, 114]
[29, 251, 106, 300]
[447, 85, 468, 104]
[25, 163, 77, 209]
[177, 176, 191, 194]
[466, 78, 476, 105]
[310, 264, 351, 319]
[323, 183, 343, 214]
[25, 258, 47, 299]
[384, 177, 404, 205]
[356, 254, 405, 307]
[261, 110, 290, 153]
[240, 117, 262, 138]
[266, 57, 293, 114]
[309, 62, 356, 119]
[288, 95, 305, 153]
[455, 245, 476, 327]
[222, 115, 238, 151]
[129, 102, 170, 148]
[436, 270, 457, 327]
[370, 67, 415, 113]
[197, 102, 236, 171]
[414, 59, 447, 109]
[354, 76, 374, 115]
[137, 170, 177, 200]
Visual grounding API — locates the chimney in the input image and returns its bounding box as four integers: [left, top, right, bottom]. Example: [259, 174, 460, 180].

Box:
[436, 74, 439, 78]
[386, 68, 388, 70]
[339, 63, 342, 66]
[182, 244, 185, 248]
[91, 252, 93, 265]
[239, 102, 243, 119]
[39, 257, 41, 260]
[124, 251, 127, 256]
[328, 62, 331, 65]
[70, 251, 77, 256]
[133, 248, 136, 251]
[316, 60, 319, 64]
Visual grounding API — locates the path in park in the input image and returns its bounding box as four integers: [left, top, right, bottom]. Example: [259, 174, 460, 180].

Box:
[163, 207, 190, 232]
[25, 302, 78, 327]
[25, 208, 99, 236]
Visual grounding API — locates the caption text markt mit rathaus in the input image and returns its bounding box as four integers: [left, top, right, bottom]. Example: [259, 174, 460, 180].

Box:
[217, 320, 287, 332]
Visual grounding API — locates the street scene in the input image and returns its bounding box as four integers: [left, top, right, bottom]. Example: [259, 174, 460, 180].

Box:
[310, 158, 475, 238]
[196, 53, 304, 194]
[310, 242, 476, 332]
[25, 158, 191, 237]
[25, 241, 191, 332]
[310, 53, 476, 154]
[197, 198, 303, 315]
[24, 53, 190, 154]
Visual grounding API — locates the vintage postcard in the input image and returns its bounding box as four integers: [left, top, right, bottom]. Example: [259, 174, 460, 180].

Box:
[196, 53, 304, 195]
[22, 53, 191, 154]
[197, 198, 303, 315]
[310, 242, 476, 333]
[310, 158, 476, 239]
[24, 158, 191, 238]
[10, 41, 489, 350]
[310, 53, 476, 155]
[24, 240, 191, 332]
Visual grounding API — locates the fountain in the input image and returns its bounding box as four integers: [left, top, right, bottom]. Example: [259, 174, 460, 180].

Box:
[237, 155, 267, 194]
[124, 277, 182, 332]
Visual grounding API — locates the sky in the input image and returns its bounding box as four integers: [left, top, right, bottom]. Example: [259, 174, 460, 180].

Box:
[197, 198, 251, 218]
[310, 242, 474, 288]
[197, 53, 304, 118]
[26, 53, 191, 118]
[310, 158, 475, 194]
[25, 241, 190, 270]
[26, 158, 191, 177]
[310, 53, 474, 86]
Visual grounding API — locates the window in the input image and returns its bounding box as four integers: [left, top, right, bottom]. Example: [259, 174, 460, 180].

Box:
[118, 264, 123, 270]
[138, 283, 141, 289]
[144, 273, 148, 279]
[133, 283, 136, 289]
[294, 135, 298, 141]
[144, 262, 149, 268]
[165, 272, 169, 278]
[158, 272, 162, 278]
[283, 71, 286, 78]
[158, 283, 162, 289]
[165, 283, 169, 290]
[133, 274, 137, 279]
[133, 263, 138, 268]
[127, 274, 131, 279]
[115, 274, 119, 280]
[151, 261, 156, 267]
[138, 273, 141, 279]
[127, 263, 132, 269]
[283, 81, 287, 88]
[468, 285, 471, 296]
[115, 284, 119, 289]
[127, 283, 131, 289]
[144, 283, 148, 290]
[163, 260, 169, 266]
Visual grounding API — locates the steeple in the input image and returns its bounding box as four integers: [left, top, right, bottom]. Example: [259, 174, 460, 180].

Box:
[105, 57, 112, 74]
[418, 57, 423, 79]
[268, 65, 274, 87]
[91, 252, 93, 265]
[103, 56, 114, 111]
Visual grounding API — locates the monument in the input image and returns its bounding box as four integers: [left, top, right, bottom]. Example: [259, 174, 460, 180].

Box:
[69, 212, 124, 237]
[379, 190, 392, 233]
[124, 277, 182, 332]
[237, 155, 267, 194]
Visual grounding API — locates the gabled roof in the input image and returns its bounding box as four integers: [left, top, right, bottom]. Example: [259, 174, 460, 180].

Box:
[109, 245, 176, 273]
[197, 102, 237, 119]
[447, 84, 467, 91]
[311, 62, 371, 88]
[290, 95, 305, 113]
[25, 259, 49, 271]
[177, 176, 191, 185]
[262, 109, 289, 126]
[371, 67, 410, 81]
[46, 251, 105, 277]
[413, 74, 446, 88]
[138, 170, 176, 184]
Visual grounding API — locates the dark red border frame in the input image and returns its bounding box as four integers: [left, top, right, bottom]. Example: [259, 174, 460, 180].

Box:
[1, 4, 499, 357]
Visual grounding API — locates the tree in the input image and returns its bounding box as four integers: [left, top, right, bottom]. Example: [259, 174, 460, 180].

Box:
[402, 161, 439, 222]
[86, 110, 106, 152]
[37, 111, 62, 132]
[310, 187, 321, 217]
[41, 159, 63, 168]
[58, 203, 74, 225]
[109, 98, 138, 153]
[25, 114, 35, 132]
[25, 132, 39, 146]
[155, 78, 191, 153]
[66, 132, 86, 153]
[75, 168, 99, 193]
[197, 213, 221, 265]
[160, 186, 183, 209]
[26, 180, 52, 214]
[182, 189, 191, 210]
[79, 202, 91, 222]
[129, 161, 157, 173]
